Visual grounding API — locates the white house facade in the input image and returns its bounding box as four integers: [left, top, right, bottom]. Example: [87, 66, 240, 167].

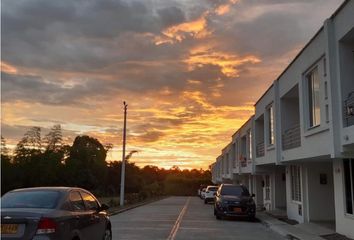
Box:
[210, 1, 354, 238]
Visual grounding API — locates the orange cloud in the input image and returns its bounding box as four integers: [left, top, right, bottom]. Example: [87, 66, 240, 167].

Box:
[155, 14, 211, 45]
[185, 46, 261, 77]
[1, 61, 18, 74]
[215, 0, 239, 16]
[215, 4, 231, 15]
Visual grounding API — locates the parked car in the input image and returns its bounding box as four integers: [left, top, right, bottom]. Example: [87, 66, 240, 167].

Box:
[1, 187, 112, 240]
[204, 185, 219, 204]
[214, 184, 256, 221]
[200, 188, 207, 199]
[197, 184, 206, 197]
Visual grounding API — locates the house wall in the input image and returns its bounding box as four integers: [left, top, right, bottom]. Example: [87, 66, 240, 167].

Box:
[278, 29, 332, 162]
[306, 162, 335, 221]
[255, 85, 278, 166]
[209, 2, 354, 238]
[332, 0, 354, 150]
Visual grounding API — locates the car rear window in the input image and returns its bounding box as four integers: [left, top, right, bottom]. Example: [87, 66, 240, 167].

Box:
[1, 190, 61, 209]
[208, 187, 218, 191]
[220, 186, 250, 196]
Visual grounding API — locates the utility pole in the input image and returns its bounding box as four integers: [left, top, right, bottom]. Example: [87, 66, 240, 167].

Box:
[120, 101, 128, 206]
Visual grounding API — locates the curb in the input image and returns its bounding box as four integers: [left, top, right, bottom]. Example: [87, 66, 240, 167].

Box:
[108, 196, 167, 216]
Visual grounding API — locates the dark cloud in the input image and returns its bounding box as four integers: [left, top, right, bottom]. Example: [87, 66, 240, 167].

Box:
[1, 72, 111, 105]
[1, 0, 186, 71]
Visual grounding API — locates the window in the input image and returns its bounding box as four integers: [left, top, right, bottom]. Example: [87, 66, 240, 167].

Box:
[307, 67, 321, 127]
[220, 185, 250, 196]
[267, 105, 275, 145]
[325, 104, 329, 123]
[233, 142, 237, 168]
[1, 191, 60, 209]
[324, 81, 328, 100]
[290, 166, 302, 202]
[226, 153, 229, 174]
[70, 191, 85, 211]
[248, 130, 252, 160]
[81, 191, 99, 211]
[344, 159, 354, 215]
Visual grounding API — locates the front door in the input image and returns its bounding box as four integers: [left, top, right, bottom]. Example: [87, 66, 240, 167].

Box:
[263, 175, 272, 210]
[80, 191, 106, 240]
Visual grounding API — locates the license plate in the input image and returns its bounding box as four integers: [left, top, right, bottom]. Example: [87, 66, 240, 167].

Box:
[1, 224, 19, 234]
[234, 207, 242, 213]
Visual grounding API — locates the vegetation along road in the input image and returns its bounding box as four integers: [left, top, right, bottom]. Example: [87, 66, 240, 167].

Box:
[110, 196, 284, 240]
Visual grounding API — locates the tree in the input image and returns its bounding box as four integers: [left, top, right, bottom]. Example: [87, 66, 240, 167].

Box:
[1, 136, 10, 156]
[23, 126, 42, 150]
[65, 135, 108, 191]
[44, 124, 63, 152]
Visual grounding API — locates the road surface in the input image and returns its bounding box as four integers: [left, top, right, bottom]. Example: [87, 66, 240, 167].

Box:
[110, 196, 284, 240]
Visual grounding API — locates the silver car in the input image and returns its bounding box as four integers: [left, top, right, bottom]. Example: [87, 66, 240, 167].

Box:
[1, 187, 112, 240]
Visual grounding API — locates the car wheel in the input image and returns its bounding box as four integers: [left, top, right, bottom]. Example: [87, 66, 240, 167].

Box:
[204, 199, 208, 204]
[248, 215, 256, 222]
[103, 228, 112, 240]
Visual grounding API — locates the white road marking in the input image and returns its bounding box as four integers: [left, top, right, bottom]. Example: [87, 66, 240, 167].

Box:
[166, 197, 190, 240]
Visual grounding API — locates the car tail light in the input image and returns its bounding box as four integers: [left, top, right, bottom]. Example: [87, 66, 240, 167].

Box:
[36, 218, 56, 234]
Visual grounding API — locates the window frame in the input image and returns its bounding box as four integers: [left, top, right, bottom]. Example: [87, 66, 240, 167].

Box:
[266, 104, 275, 146]
[306, 66, 321, 128]
[247, 130, 252, 160]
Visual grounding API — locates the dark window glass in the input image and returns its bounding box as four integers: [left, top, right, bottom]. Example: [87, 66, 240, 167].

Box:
[70, 191, 85, 211]
[208, 187, 218, 191]
[344, 159, 353, 214]
[220, 185, 250, 196]
[81, 191, 99, 210]
[1, 191, 60, 209]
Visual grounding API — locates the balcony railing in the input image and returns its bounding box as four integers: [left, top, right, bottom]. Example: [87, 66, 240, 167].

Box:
[239, 155, 247, 167]
[282, 124, 301, 150]
[256, 141, 265, 157]
[344, 91, 354, 127]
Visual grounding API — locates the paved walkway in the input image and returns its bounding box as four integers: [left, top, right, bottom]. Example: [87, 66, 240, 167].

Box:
[110, 196, 285, 240]
[257, 212, 345, 240]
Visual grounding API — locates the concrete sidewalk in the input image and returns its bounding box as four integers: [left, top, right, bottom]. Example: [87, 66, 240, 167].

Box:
[257, 212, 344, 240]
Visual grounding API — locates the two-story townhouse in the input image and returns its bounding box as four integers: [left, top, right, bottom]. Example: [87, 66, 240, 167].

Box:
[327, 1, 354, 237]
[210, 1, 354, 237]
[254, 84, 287, 212]
[276, 2, 353, 231]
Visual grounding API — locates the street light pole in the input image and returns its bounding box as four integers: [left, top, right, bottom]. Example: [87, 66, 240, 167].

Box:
[120, 101, 128, 206]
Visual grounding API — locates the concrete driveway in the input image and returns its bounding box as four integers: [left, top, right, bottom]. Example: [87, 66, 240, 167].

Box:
[110, 196, 284, 240]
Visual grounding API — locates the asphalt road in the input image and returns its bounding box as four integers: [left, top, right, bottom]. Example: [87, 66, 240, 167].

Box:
[110, 196, 284, 240]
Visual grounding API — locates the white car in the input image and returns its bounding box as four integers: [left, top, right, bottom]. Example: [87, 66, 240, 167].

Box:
[200, 188, 207, 199]
[204, 185, 219, 204]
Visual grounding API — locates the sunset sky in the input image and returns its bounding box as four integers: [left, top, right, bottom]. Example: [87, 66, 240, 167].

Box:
[1, 0, 343, 169]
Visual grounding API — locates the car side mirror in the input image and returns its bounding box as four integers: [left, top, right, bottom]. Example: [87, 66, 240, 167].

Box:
[99, 203, 110, 211]
[251, 193, 255, 198]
